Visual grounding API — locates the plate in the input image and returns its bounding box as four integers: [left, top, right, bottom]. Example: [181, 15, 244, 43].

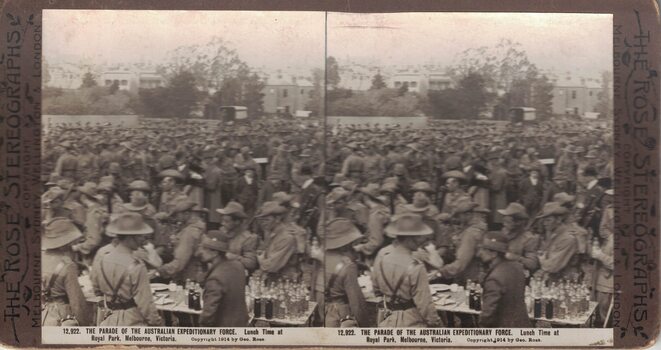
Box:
[429, 284, 452, 293]
[150, 283, 169, 292]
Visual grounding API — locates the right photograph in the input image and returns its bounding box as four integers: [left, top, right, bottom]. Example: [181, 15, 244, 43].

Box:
[323, 12, 614, 329]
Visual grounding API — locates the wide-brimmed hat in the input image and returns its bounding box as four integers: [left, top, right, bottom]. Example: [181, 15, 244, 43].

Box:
[105, 212, 154, 236]
[325, 218, 363, 250]
[128, 180, 151, 192]
[340, 180, 358, 192]
[216, 201, 247, 219]
[479, 231, 509, 253]
[43, 217, 83, 250]
[442, 170, 467, 181]
[359, 183, 381, 199]
[536, 202, 569, 219]
[254, 201, 288, 218]
[45, 173, 63, 187]
[453, 198, 490, 214]
[122, 203, 150, 213]
[42, 187, 67, 204]
[77, 182, 98, 198]
[158, 169, 184, 180]
[326, 187, 350, 204]
[272, 192, 295, 205]
[411, 181, 434, 193]
[552, 192, 576, 206]
[329, 173, 346, 188]
[200, 235, 230, 252]
[379, 181, 398, 194]
[384, 213, 433, 238]
[497, 202, 529, 220]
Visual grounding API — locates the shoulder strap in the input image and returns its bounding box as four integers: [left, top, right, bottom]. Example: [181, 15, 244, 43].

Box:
[390, 261, 419, 304]
[100, 256, 140, 304]
[44, 261, 68, 297]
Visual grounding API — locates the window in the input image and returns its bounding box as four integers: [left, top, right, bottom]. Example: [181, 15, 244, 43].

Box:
[121, 80, 128, 86]
[589, 91, 593, 96]
[283, 89, 288, 98]
[105, 80, 111, 85]
[394, 81, 402, 87]
[571, 90, 576, 99]
[410, 81, 417, 88]
[301, 89, 304, 95]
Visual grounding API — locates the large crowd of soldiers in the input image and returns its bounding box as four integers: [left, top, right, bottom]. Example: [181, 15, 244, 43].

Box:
[321, 118, 613, 328]
[42, 117, 325, 327]
[41, 116, 613, 329]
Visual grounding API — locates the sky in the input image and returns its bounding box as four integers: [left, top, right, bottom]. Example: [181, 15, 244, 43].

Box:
[44, 11, 612, 78]
[44, 10, 326, 71]
[328, 12, 613, 78]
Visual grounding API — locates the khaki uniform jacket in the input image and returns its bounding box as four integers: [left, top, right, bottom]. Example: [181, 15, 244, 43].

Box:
[372, 244, 442, 327]
[200, 259, 249, 327]
[228, 229, 259, 272]
[91, 244, 163, 326]
[42, 252, 91, 326]
[158, 218, 206, 284]
[539, 224, 579, 281]
[506, 230, 541, 272]
[357, 205, 389, 256]
[438, 217, 486, 284]
[324, 252, 368, 327]
[260, 223, 300, 282]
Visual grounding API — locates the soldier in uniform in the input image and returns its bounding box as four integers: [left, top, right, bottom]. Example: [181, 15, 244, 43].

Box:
[477, 231, 532, 327]
[590, 189, 614, 326]
[534, 202, 580, 283]
[195, 234, 250, 327]
[372, 213, 443, 327]
[436, 198, 488, 286]
[324, 218, 368, 327]
[155, 200, 206, 284]
[54, 141, 79, 182]
[576, 166, 605, 235]
[255, 201, 302, 283]
[341, 143, 365, 184]
[213, 201, 259, 273]
[353, 184, 390, 258]
[91, 213, 164, 326]
[438, 170, 470, 214]
[498, 202, 540, 273]
[157, 169, 187, 213]
[71, 182, 110, 259]
[42, 217, 91, 326]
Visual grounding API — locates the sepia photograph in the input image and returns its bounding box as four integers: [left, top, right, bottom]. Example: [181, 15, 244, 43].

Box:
[322, 12, 614, 329]
[41, 10, 326, 330]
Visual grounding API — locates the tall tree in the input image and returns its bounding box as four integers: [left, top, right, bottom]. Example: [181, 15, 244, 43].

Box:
[454, 72, 493, 119]
[326, 56, 341, 89]
[450, 38, 537, 94]
[594, 70, 612, 118]
[166, 69, 200, 118]
[305, 68, 324, 116]
[370, 72, 387, 90]
[531, 74, 554, 118]
[80, 72, 98, 88]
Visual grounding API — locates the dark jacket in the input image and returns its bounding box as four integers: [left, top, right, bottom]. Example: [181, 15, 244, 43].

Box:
[200, 259, 249, 327]
[479, 259, 531, 328]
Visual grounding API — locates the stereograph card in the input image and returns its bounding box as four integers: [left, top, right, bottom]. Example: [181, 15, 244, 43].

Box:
[0, 0, 658, 348]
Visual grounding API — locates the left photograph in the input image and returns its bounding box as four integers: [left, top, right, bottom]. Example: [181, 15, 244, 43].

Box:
[41, 10, 326, 331]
